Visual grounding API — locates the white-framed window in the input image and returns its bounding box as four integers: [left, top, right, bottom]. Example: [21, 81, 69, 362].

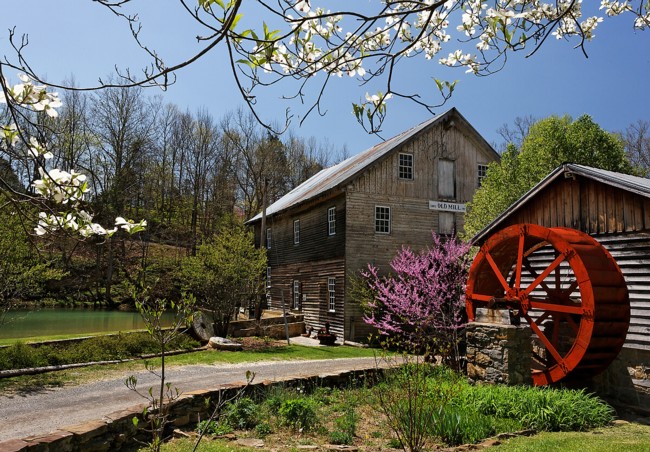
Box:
[266, 228, 272, 249]
[328, 207, 336, 235]
[375, 206, 391, 234]
[399, 153, 414, 180]
[328, 277, 336, 312]
[266, 267, 271, 288]
[293, 280, 301, 310]
[478, 164, 488, 188]
[438, 159, 456, 199]
[293, 219, 300, 245]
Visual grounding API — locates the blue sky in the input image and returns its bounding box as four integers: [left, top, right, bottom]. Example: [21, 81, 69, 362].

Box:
[2, 1, 649, 156]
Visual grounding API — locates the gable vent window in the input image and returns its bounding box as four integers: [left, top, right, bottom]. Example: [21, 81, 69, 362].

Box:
[293, 219, 300, 245]
[375, 206, 391, 234]
[478, 164, 488, 188]
[266, 228, 272, 249]
[399, 153, 414, 180]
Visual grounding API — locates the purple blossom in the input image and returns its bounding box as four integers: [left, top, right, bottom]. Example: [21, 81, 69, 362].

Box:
[363, 232, 470, 363]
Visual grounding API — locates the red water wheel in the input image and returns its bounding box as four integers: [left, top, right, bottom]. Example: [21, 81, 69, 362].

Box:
[466, 224, 630, 386]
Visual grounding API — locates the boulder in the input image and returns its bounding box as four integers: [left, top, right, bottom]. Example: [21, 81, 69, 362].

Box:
[208, 337, 243, 351]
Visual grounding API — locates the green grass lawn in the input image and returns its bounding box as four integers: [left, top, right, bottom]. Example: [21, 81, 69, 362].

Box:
[496, 421, 650, 451]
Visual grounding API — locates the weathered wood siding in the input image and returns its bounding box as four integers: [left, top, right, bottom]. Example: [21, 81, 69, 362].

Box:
[261, 193, 346, 267]
[496, 176, 650, 234]
[493, 175, 650, 351]
[344, 120, 498, 341]
[267, 259, 346, 338]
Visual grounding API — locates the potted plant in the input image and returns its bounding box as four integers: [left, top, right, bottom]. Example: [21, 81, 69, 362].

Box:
[317, 322, 337, 345]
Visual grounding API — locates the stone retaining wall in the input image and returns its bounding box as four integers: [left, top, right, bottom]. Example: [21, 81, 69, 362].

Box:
[0, 368, 381, 452]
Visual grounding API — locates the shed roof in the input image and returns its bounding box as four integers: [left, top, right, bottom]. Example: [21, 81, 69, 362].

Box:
[471, 163, 650, 245]
[247, 107, 497, 223]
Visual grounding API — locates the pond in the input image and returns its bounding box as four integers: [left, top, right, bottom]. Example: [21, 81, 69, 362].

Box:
[0, 308, 177, 340]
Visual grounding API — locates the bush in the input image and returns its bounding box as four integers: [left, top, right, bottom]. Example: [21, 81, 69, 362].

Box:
[196, 420, 233, 436]
[278, 398, 319, 431]
[329, 405, 357, 445]
[255, 422, 272, 437]
[223, 397, 259, 430]
[0, 332, 199, 371]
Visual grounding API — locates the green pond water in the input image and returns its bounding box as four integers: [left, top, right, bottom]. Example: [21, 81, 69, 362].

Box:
[0, 308, 176, 340]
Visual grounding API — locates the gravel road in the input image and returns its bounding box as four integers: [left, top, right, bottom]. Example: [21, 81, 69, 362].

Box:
[0, 357, 382, 442]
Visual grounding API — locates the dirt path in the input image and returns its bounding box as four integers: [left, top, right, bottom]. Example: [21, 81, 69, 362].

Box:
[0, 357, 382, 442]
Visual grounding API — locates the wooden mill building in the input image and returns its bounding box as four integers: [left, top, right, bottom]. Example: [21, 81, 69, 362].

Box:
[247, 108, 499, 342]
[472, 163, 650, 410]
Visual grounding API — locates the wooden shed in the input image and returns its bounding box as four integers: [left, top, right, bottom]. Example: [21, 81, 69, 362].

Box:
[472, 163, 650, 409]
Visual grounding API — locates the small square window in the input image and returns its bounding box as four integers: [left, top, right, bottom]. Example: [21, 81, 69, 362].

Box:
[266, 228, 272, 249]
[399, 153, 414, 180]
[328, 277, 336, 312]
[375, 206, 391, 234]
[293, 219, 300, 245]
[478, 164, 488, 188]
[328, 207, 336, 235]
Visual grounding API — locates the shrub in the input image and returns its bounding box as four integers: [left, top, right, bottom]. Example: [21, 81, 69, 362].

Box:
[329, 405, 357, 445]
[223, 397, 259, 430]
[278, 398, 319, 431]
[196, 420, 233, 436]
[255, 422, 272, 437]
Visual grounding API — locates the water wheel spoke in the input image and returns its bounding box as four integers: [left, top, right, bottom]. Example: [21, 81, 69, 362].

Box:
[535, 311, 551, 325]
[515, 234, 525, 288]
[468, 293, 495, 303]
[525, 313, 565, 365]
[565, 314, 580, 334]
[551, 315, 560, 348]
[528, 300, 583, 315]
[532, 350, 549, 367]
[562, 280, 579, 296]
[523, 259, 553, 296]
[524, 253, 566, 297]
[554, 251, 561, 289]
[484, 250, 511, 292]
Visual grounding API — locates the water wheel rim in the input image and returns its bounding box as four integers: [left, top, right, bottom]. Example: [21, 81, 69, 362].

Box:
[466, 224, 596, 385]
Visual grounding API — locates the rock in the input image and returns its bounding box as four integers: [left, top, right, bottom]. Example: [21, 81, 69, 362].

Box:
[208, 337, 243, 351]
[324, 445, 359, 451]
[236, 438, 265, 448]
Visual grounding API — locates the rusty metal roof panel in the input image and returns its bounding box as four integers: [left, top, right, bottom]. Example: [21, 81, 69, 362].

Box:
[247, 108, 458, 223]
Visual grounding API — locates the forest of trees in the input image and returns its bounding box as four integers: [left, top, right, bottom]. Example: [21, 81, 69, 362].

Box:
[0, 84, 347, 307]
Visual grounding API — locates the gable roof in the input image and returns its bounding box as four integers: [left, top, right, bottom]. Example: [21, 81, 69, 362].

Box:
[471, 163, 650, 245]
[247, 107, 497, 223]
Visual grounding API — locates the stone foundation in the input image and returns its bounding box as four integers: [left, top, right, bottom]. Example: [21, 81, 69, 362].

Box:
[466, 322, 532, 386]
[591, 347, 650, 415]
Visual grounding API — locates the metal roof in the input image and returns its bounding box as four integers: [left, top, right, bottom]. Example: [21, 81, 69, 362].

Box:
[471, 163, 650, 245]
[247, 107, 496, 223]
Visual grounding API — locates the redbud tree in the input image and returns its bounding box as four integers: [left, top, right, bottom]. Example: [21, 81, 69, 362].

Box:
[363, 232, 470, 368]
